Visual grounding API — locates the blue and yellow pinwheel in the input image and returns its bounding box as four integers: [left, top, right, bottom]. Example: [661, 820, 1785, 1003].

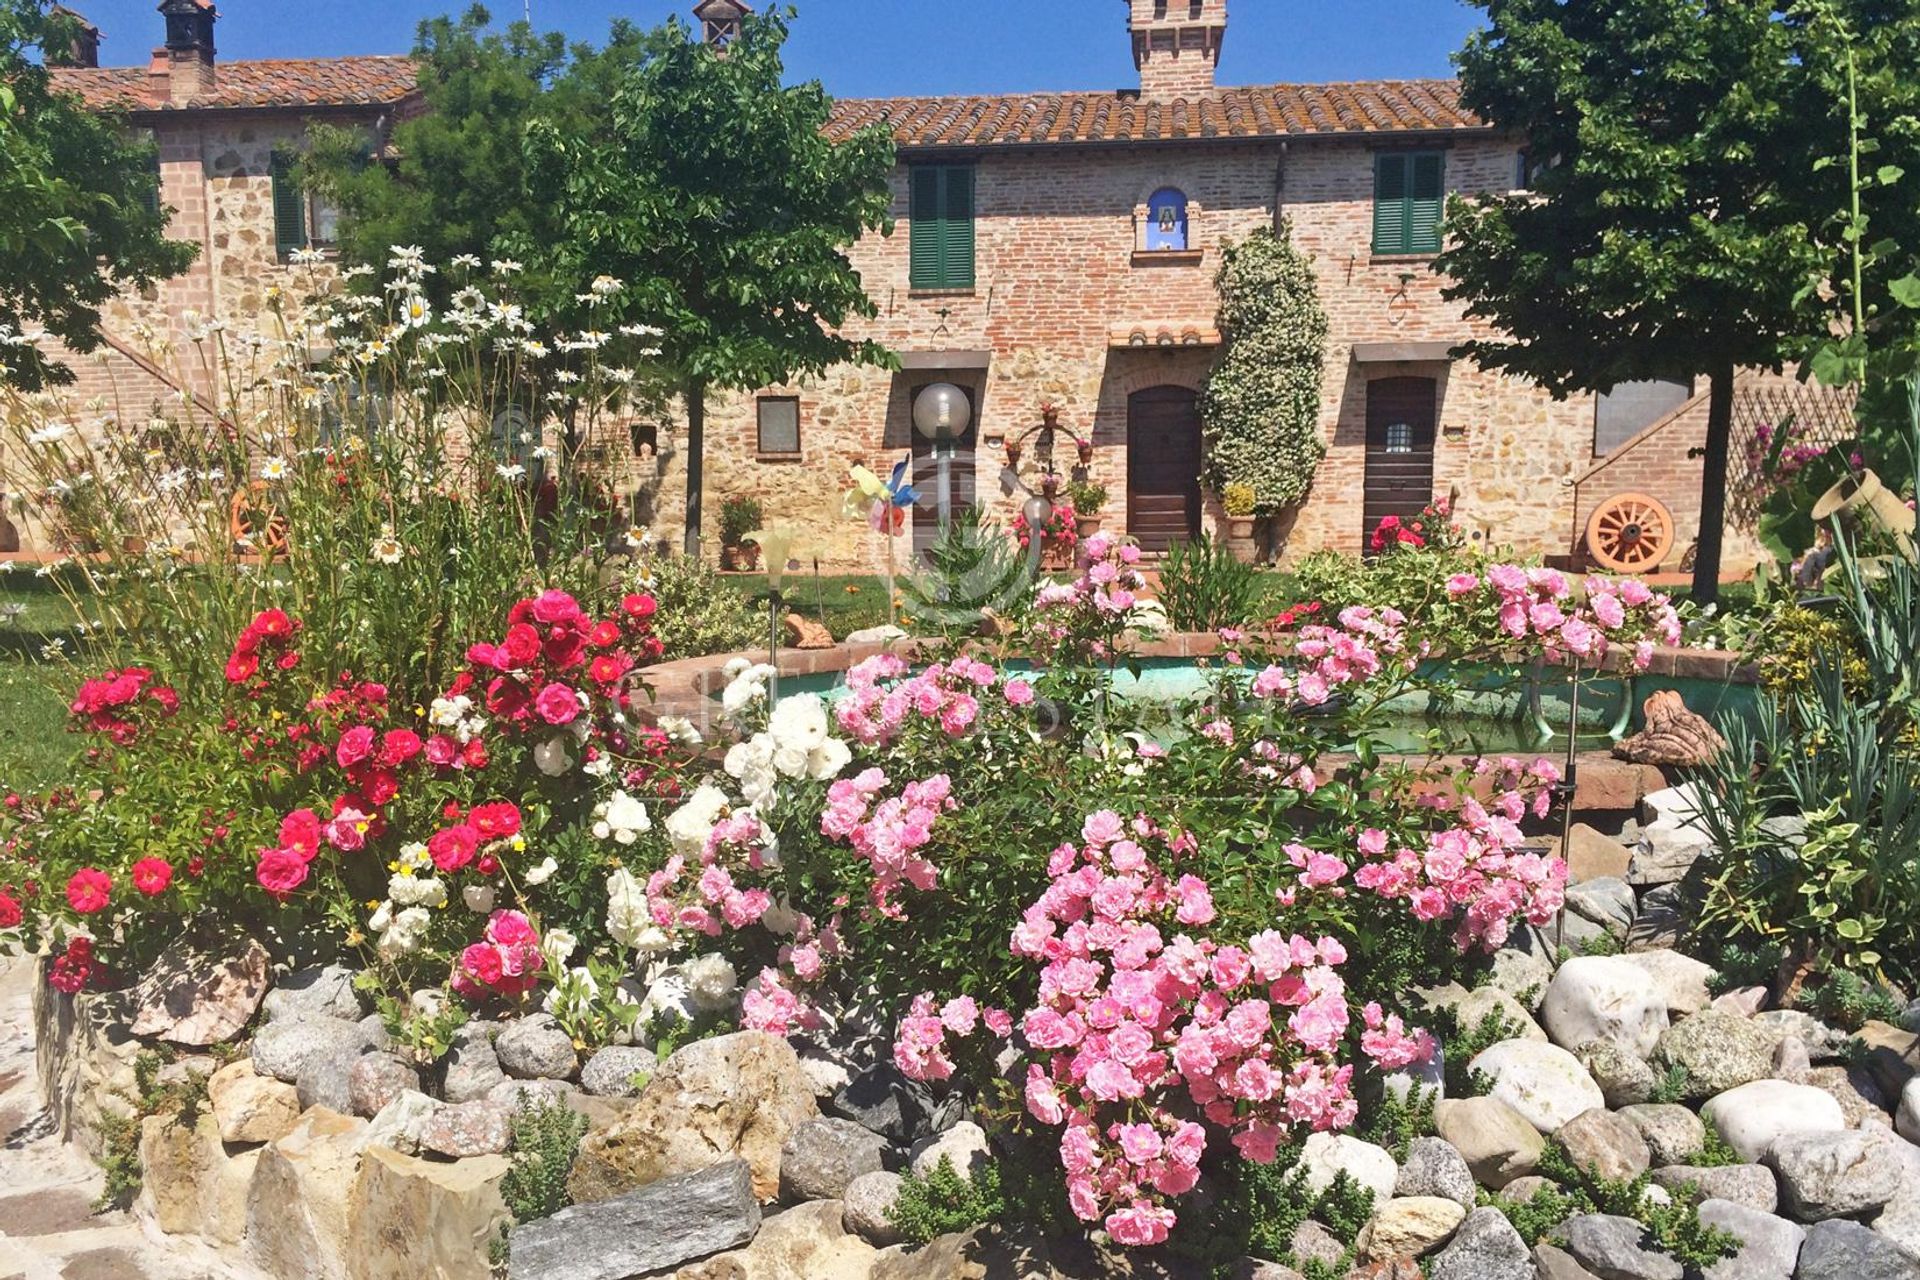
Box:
[843, 458, 919, 536]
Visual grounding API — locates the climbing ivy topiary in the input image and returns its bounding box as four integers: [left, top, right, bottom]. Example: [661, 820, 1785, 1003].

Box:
[1200, 221, 1330, 515]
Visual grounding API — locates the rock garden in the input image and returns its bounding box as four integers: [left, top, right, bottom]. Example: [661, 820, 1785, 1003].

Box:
[5, 254, 1920, 1280]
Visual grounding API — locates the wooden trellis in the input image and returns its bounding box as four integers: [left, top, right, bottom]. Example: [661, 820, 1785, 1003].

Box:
[1726, 382, 1859, 528]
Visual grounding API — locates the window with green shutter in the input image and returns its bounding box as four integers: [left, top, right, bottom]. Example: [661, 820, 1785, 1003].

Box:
[1372, 151, 1445, 256]
[270, 151, 308, 259]
[909, 164, 976, 290]
[140, 153, 162, 219]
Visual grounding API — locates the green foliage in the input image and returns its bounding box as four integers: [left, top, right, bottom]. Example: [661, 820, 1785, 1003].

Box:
[1357, 1085, 1438, 1161]
[1704, 941, 1783, 995]
[1158, 533, 1262, 632]
[0, 0, 196, 389]
[901, 507, 1034, 638]
[1795, 965, 1905, 1031]
[1695, 1126, 1743, 1169]
[886, 1155, 1005, 1247]
[1220, 482, 1257, 518]
[1493, 1140, 1738, 1269]
[1190, 1141, 1374, 1277]
[369, 983, 469, 1066]
[95, 1049, 209, 1210]
[632, 549, 761, 660]
[1439, 1005, 1526, 1098]
[1647, 1062, 1692, 1105]
[1200, 222, 1330, 513]
[500, 1096, 589, 1224]
[1066, 480, 1107, 517]
[718, 496, 763, 548]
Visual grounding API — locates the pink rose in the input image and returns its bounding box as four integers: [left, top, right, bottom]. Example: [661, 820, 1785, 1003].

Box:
[534, 682, 580, 725]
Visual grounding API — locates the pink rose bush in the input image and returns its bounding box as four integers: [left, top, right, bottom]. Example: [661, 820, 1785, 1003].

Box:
[451, 909, 544, 1001]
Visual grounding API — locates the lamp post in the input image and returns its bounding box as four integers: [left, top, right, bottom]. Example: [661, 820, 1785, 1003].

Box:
[745, 526, 797, 676]
[912, 383, 972, 533]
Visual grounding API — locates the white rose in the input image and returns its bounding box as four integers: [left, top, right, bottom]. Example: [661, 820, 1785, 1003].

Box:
[806, 736, 851, 781]
[463, 884, 496, 914]
[768, 693, 830, 753]
[683, 953, 739, 1014]
[541, 928, 579, 970]
[665, 784, 729, 853]
[523, 856, 559, 886]
[533, 736, 573, 776]
[606, 867, 650, 951]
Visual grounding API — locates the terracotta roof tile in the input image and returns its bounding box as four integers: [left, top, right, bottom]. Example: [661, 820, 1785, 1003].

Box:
[49, 55, 418, 113]
[825, 78, 1483, 149]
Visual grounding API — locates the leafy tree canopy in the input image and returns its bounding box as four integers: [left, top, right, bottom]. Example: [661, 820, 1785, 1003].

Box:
[1436, 0, 1920, 599]
[0, 0, 195, 388]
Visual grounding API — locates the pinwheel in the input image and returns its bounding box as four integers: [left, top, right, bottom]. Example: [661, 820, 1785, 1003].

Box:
[844, 458, 919, 536]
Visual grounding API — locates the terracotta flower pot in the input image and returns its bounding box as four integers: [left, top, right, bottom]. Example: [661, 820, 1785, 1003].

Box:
[1075, 515, 1102, 540]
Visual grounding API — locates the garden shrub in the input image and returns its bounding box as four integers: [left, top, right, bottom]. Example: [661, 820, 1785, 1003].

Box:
[1495, 1140, 1737, 1269]
[500, 1096, 589, 1224]
[1158, 532, 1262, 631]
[887, 1155, 1006, 1246]
[633, 548, 761, 660]
[0, 272, 1693, 1254]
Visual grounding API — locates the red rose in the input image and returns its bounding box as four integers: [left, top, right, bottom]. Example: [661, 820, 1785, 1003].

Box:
[378, 729, 422, 767]
[66, 868, 111, 914]
[501, 623, 542, 668]
[131, 858, 173, 896]
[0, 889, 22, 929]
[279, 809, 323, 860]
[425, 735, 458, 767]
[622, 593, 657, 620]
[529, 590, 583, 626]
[252, 608, 294, 639]
[428, 823, 480, 872]
[470, 801, 521, 841]
[255, 848, 309, 897]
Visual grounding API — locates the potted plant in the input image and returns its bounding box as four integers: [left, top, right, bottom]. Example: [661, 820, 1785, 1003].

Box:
[1067, 479, 1107, 540]
[1221, 482, 1257, 559]
[719, 495, 763, 571]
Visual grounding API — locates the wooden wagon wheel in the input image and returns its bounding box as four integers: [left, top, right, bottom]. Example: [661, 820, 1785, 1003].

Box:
[230, 482, 291, 557]
[1585, 492, 1674, 574]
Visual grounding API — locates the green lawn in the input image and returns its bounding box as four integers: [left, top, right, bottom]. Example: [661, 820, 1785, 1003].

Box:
[721, 572, 900, 639]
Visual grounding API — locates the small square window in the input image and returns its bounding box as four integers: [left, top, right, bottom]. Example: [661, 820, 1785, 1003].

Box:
[1385, 422, 1413, 454]
[757, 397, 800, 455]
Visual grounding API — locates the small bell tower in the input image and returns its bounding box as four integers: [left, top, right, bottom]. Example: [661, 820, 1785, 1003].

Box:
[692, 0, 751, 49]
[1126, 0, 1227, 99]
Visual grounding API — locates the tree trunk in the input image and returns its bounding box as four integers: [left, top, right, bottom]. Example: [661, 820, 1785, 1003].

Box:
[1692, 362, 1736, 605]
[682, 377, 705, 561]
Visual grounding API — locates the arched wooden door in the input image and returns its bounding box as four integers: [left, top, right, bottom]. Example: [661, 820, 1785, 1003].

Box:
[1127, 386, 1202, 552]
[1363, 376, 1438, 552]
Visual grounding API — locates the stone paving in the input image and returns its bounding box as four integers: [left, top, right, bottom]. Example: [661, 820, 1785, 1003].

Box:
[0, 957, 247, 1280]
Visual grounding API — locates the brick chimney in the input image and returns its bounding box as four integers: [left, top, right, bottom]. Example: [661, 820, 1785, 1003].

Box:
[1127, 0, 1227, 99]
[692, 0, 751, 49]
[153, 0, 215, 106]
[46, 6, 102, 69]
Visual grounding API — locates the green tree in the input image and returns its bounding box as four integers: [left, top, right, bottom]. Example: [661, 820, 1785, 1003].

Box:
[0, 1, 195, 388]
[1200, 222, 1330, 545]
[525, 7, 895, 556]
[1438, 0, 1833, 602]
[305, 5, 646, 313]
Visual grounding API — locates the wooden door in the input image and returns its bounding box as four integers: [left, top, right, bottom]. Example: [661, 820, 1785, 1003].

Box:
[1362, 376, 1437, 552]
[909, 384, 977, 556]
[1127, 386, 1202, 553]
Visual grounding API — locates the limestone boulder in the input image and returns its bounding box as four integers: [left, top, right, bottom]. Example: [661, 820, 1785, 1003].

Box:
[1754, 1010, 1850, 1062]
[250, 1015, 380, 1085]
[1651, 1163, 1778, 1213]
[842, 1169, 906, 1246]
[346, 1054, 419, 1118]
[1562, 1212, 1683, 1280]
[1565, 876, 1637, 941]
[1542, 955, 1669, 1058]
[1564, 824, 1634, 884]
[910, 1120, 992, 1182]
[1617, 1104, 1705, 1167]
[139, 1109, 254, 1244]
[1357, 1196, 1465, 1260]
[129, 936, 272, 1046]
[1858, 1021, 1920, 1098]
[364, 1089, 439, 1156]
[1486, 948, 1554, 1012]
[1297, 1132, 1399, 1200]
[1433, 1096, 1544, 1189]
[420, 1099, 513, 1159]
[1394, 1136, 1477, 1211]
[1579, 1037, 1659, 1109]
[1795, 1218, 1920, 1280]
[208, 1058, 301, 1145]
[568, 1030, 819, 1204]
[1629, 822, 1713, 887]
[442, 1020, 506, 1103]
[1468, 1039, 1605, 1133]
[1557, 1107, 1651, 1182]
[1621, 949, 1717, 1017]
[245, 1108, 371, 1280]
[1702, 1080, 1847, 1162]
[509, 1160, 760, 1280]
[344, 1145, 510, 1280]
[580, 1045, 656, 1099]
[496, 1012, 579, 1081]
[671, 1199, 878, 1280]
[1766, 1130, 1904, 1221]
[1695, 1198, 1804, 1280]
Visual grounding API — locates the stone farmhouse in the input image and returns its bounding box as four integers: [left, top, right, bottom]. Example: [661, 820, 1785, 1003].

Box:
[39, 0, 1825, 570]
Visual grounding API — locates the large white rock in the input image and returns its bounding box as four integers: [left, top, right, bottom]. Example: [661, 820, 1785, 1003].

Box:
[1298, 1132, 1399, 1201]
[1468, 1039, 1606, 1133]
[1540, 955, 1670, 1058]
[1621, 949, 1718, 1017]
[1700, 1080, 1847, 1163]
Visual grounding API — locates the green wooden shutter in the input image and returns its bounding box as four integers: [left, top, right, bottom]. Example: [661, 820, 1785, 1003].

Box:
[1372, 153, 1409, 255]
[1407, 152, 1445, 254]
[940, 165, 975, 289]
[140, 154, 162, 218]
[910, 167, 943, 288]
[270, 152, 307, 258]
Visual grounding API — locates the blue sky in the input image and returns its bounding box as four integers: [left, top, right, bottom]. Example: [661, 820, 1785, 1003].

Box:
[71, 1, 1483, 95]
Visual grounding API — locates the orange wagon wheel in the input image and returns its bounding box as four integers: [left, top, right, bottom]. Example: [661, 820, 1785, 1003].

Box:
[1585, 492, 1674, 574]
[230, 483, 291, 557]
